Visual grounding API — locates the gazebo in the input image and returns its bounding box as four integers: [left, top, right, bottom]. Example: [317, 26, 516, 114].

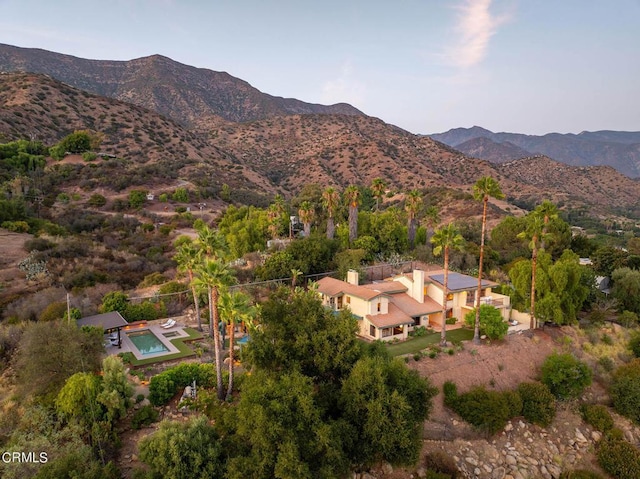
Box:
[78, 311, 128, 348]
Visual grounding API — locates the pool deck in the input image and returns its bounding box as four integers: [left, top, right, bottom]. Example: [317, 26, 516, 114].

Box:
[104, 320, 192, 360]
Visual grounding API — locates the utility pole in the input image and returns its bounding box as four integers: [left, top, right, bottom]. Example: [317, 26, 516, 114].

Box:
[67, 292, 72, 323]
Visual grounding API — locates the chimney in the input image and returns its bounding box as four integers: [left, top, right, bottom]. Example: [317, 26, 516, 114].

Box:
[347, 269, 359, 285]
[412, 270, 425, 303]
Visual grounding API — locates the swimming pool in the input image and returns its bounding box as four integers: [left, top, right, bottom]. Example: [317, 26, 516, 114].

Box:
[127, 330, 169, 356]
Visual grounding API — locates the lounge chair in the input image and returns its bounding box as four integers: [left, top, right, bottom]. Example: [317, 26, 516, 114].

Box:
[162, 319, 176, 329]
[159, 318, 172, 327]
[107, 332, 118, 340]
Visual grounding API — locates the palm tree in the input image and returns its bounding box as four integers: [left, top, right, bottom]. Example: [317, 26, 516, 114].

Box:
[194, 259, 235, 400]
[219, 290, 256, 400]
[535, 200, 559, 250]
[371, 178, 387, 211]
[472, 176, 504, 344]
[174, 241, 203, 331]
[291, 268, 303, 290]
[432, 224, 465, 347]
[322, 186, 340, 240]
[405, 189, 422, 249]
[423, 205, 440, 250]
[344, 185, 361, 243]
[517, 214, 546, 329]
[197, 225, 228, 260]
[266, 194, 287, 239]
[298, 201, 315, 237]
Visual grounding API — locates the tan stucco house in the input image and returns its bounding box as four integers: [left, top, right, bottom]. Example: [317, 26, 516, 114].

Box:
[316, 268, 511, 342]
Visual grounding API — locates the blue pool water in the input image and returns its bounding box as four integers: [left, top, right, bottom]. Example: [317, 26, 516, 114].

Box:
[127, 330, 169, 355]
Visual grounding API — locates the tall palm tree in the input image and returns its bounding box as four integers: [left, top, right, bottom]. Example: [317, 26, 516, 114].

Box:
[472, 176, 504, 344]
[405, 189, 422, 249]
[517, 214, 546, 329]
[174, 241, 203, 331]
[371, 178, 387, 211]
[344, 185, 361, 243]
[432, 224, 465, 347]
[194, 259, 235, 400]
[219, 290, 256, 400]
[423, 205, 440, 250]
[535, 200, 559, 250]
[197, 225, 228, 260]
[298, 201, 315, 237]
[322, 186, 340, 239]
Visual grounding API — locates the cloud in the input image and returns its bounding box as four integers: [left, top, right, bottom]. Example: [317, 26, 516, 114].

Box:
[321, 61, 366, 106]
[445, 0, 511, 69]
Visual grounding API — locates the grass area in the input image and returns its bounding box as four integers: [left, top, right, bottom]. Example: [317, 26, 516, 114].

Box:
[126, 327, 204, 366]
[385, 328, 474, 356]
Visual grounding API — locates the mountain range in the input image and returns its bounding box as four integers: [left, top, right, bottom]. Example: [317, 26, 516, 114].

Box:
[430, 126, 640, 178]
[1, 44, 639, 220]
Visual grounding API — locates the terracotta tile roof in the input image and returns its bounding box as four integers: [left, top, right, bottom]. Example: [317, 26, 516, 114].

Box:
[389, 293, 441, 316]
[361, 281, 408, 294]
[366, 303, 414, 328]
[316, 276, 385, 300]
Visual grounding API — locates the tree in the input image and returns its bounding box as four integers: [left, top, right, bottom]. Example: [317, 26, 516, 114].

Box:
[509, 250, 589, 326]
[612, 267, 640, 314]
[15, 321, 103, 401]
[517, 213, 547, 329]
[219, 290, 257, 400]
[472, 176, 504, 344]
[431, 224, 465, 346]
[243, 287, 361, 382]
[298, 200, 315, 237]
[340, 355, 437, 467]
[55, 372, 102, 427]
[321, 186, 340, 240]
[464, 305, 508, 340]
[172, 186, 189, 203]
[422, 205, 440, 251]
[371, 178, 387, 211]
[100, 290, 128, 314]
[197, 224, 228, 260]
[610, 359, 640, 424]
[96, 355, 133, 423]
[344, 185, 361, 243]
[138, 416, 226, 479]
[195, 259, 235, 400]
[174, 241, 203, 331]
[405, 189, 422, 249]
[536, 200, 559, 250]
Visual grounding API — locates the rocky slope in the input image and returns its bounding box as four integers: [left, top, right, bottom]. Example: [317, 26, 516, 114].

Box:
[0, 43, 363, 126]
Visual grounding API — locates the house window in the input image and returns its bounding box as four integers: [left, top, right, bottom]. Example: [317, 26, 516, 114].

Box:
[346, 296, 351, 304]
[377, 301, 381, 312]
[381, 328, 393, 338]
[393, 325, 403, 335]
[370, 325, 376, 337]
[446, 309, 454, 318]
[413, 317, 420, 327]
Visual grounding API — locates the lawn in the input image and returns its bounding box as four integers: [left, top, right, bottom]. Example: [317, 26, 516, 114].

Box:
[385, 328, 474, 356]
[126, 327, 204, 366]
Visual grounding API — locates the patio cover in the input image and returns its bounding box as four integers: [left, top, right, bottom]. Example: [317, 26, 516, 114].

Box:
[78, 311, 128, 331]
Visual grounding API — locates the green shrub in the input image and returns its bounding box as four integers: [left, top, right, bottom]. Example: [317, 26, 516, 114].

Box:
[517, 382, 556, 427]
[424, 450, 460, 478]
[619, 311, 639, 328]
[87, 193, 107, 207]
[412, 326, 428, 337]
[629, 330, 640, 358]
[601, 334, 613, 346]
[135, 393, 145, 404]
[541, 352, 593, 400]
[580, 404, 614, 433]
[502, 390, 523, 417]
[82, 151, 97, 162]
[452, 386, 511, 435]
[442, 381, 458, 408]
[148, 363, 216, 406]
[610, 359, 640, 423]
[445, 317, 457, 325]
[413, 353, 421, 361]
[131, 405, 159, 430]
[463, 305, 509, 340]
[598, 356, 615, 372]
[597, 433, 640, 479]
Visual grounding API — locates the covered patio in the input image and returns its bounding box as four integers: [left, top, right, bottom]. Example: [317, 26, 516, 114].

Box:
[78, 311, 128, 348]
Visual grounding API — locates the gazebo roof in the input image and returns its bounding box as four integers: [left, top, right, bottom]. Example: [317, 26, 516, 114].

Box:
[77, 311, 128, 330]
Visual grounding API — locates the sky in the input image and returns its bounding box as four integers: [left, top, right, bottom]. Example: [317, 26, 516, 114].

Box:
[1, 0, 639, 135]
